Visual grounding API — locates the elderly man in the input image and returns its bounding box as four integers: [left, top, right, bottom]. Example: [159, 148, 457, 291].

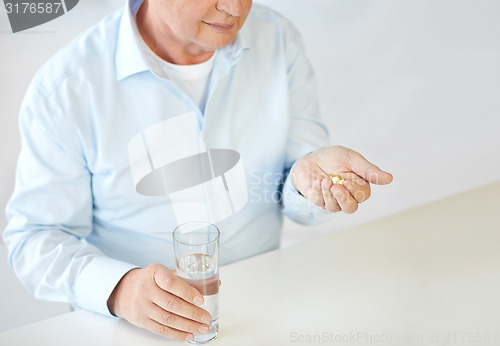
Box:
[4, 0, 392, 342]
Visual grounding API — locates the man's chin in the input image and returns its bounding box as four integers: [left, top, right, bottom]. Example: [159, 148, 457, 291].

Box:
[202, 34, 238, 50]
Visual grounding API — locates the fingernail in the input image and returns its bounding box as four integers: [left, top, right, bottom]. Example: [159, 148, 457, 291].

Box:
[185, 334, 194, 341]
[199, 325, 210, 334]
[201, 314, 211, 323]
[193, 296, 204, 305]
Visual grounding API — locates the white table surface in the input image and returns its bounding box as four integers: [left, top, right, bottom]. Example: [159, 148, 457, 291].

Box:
[2, 182, 500, 346]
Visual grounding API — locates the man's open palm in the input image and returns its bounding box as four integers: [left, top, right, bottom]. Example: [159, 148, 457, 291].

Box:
[290, 146, 393, 213]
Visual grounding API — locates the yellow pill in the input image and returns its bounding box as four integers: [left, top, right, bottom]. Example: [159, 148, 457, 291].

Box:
[328, 174, 344, 185]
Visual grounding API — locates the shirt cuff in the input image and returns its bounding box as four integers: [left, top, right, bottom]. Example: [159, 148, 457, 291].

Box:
[74, 256, 139, 316]
[282, 167, 334, 225]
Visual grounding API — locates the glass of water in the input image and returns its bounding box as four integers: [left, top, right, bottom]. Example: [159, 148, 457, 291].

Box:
[173, 222, 220, 344]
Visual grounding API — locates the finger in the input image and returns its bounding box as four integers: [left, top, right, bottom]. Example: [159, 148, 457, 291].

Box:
[141, 317, 195, 342]
[151, 285, 211, 324]
[321, 178, 341, 213]
[147, 301, 209, 336]
[331, 184, 359, 214]
[153, 265, 205, 306]
[342, 174, 371, 203]
[302, 178, 325, 209]
[346, 150, 393, 185]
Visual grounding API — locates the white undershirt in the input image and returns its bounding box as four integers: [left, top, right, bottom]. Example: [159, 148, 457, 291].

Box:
[131, 7, 215, 112]
[157, 55, 216, 112]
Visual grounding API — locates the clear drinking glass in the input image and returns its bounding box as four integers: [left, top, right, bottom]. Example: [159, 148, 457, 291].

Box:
[173, 222, 220, 344]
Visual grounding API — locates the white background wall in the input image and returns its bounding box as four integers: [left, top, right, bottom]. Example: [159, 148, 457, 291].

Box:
[1, 0, 499, 332]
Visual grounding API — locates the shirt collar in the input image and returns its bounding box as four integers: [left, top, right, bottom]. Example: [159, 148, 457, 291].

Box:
[115, 0, 149, 81]
[115, 0, 251, 82]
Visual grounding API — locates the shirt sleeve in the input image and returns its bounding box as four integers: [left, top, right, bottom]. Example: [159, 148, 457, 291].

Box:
[280, 20, 335, 224]
[3, 83, 138, 316]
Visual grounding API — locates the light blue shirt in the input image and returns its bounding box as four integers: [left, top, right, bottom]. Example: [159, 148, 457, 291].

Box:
[4, 1, 331, 316]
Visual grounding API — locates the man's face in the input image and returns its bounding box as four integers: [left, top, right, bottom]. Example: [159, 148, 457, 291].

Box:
[146, 0, 252, 53]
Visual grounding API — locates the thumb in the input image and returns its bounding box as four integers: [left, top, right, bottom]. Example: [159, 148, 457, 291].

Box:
[347, 150, 393, 185]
